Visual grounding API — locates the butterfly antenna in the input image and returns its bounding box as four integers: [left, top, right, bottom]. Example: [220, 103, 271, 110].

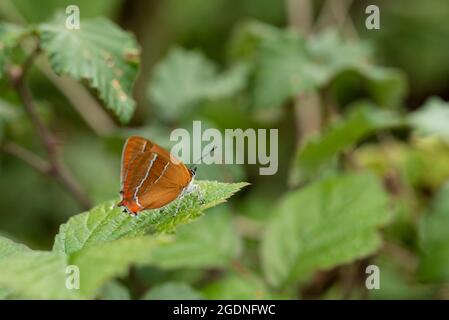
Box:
[190, 146, 216, 171]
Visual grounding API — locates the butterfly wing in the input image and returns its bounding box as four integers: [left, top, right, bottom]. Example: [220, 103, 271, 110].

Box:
[120, 136, 152, 192]
[136, 151, 192, 209]
[120, 137, 193, 213]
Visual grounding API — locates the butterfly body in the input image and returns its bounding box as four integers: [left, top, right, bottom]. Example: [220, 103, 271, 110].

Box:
[118, 136, 196, 215]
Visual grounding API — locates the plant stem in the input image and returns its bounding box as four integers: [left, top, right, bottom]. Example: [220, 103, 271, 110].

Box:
[313, 0, 358, 38]
[1, 142, 49, 174]
[6, 45, 92, 210]
[287, 0, 322, 145]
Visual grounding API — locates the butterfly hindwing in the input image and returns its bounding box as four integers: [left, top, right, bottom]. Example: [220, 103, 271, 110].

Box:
[136, 153, 192, 209]
[119, 136, 194, 213]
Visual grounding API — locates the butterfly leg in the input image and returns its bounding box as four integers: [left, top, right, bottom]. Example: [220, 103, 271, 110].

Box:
[171, 184, 195, 216]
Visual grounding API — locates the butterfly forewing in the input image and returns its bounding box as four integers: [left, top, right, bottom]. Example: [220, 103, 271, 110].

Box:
[120, 136, 152, 191]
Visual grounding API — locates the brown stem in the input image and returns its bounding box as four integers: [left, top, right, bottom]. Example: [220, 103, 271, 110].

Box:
[287, 0, 322, 145]
[6, 45, 92, 210]
[313, 0, 358, 38]
[2, 142, 50, 174]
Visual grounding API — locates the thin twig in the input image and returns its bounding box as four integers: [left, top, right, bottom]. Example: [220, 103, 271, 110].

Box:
[1, 142, 50, 174]
[1, 0, 115, 136]
[5, 44, 92, 210]
[37, 59, 116, 136]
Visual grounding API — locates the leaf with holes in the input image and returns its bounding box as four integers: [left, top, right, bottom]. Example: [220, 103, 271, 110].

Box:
[38, 15, 140, 123]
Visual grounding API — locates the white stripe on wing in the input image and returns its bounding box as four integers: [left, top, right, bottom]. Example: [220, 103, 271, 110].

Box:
[134, 153, 158, 208]
[153, 162, 170, 185]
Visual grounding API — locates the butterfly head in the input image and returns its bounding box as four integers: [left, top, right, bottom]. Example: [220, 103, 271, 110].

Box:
[189, 166, 197, 177]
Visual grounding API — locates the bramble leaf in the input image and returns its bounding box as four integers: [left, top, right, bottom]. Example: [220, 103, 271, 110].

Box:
[0, 236, 160, 299]
[261, 173, 392, 287]
[70, 236, 160, 297]
[232, 22, 407, 110]
[150, 206, 241, 269]
[38, 15, 140, 123]
[53, 181, 247, 255]
[0, 181, 246, 299]
[149, 47, 248, 121]
[0, 250, 78, 299]
[0, 235, 30, 260]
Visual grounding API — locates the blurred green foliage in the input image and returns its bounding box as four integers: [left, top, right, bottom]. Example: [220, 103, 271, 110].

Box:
[1, 0, 449, 300]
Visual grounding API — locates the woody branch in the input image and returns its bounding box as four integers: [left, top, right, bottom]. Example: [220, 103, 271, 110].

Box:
[3, 42, 92, 210]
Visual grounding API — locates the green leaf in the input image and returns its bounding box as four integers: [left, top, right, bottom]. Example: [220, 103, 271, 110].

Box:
[309, 30, 407, 107]
[228, 20, 286, 61]
[70, 236, 159, 297]
[99, 280, 130, 300]
[0, 235, 31, 299]
[0, 23, 27, 78]
[0, 287, 10, 300]
[252, 31, 324, 109]
[0, 250, 78, 299]
[357, 66, 407, 108]
[38, 15, 140, 123]
[150, 206, 241, 269]
[142, 282, 203, 300]
[149, 47, 248, 121]
[307, 30, 371, 81]
[0, 235, 30, 260]
[202, 272, 272, 300]
[418, 181, 449, 282]
[290, 104, 404, 184]
[0, 181, 246, 299]
[369, 258, 434, 299]
[0, 236, 159, 299]
[261, 173, 392, 287]
[53, 181, 248, 255]
[10, 0, 123, 23]
[251, 27, 406, 110]
[410, 97, 449, 142]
